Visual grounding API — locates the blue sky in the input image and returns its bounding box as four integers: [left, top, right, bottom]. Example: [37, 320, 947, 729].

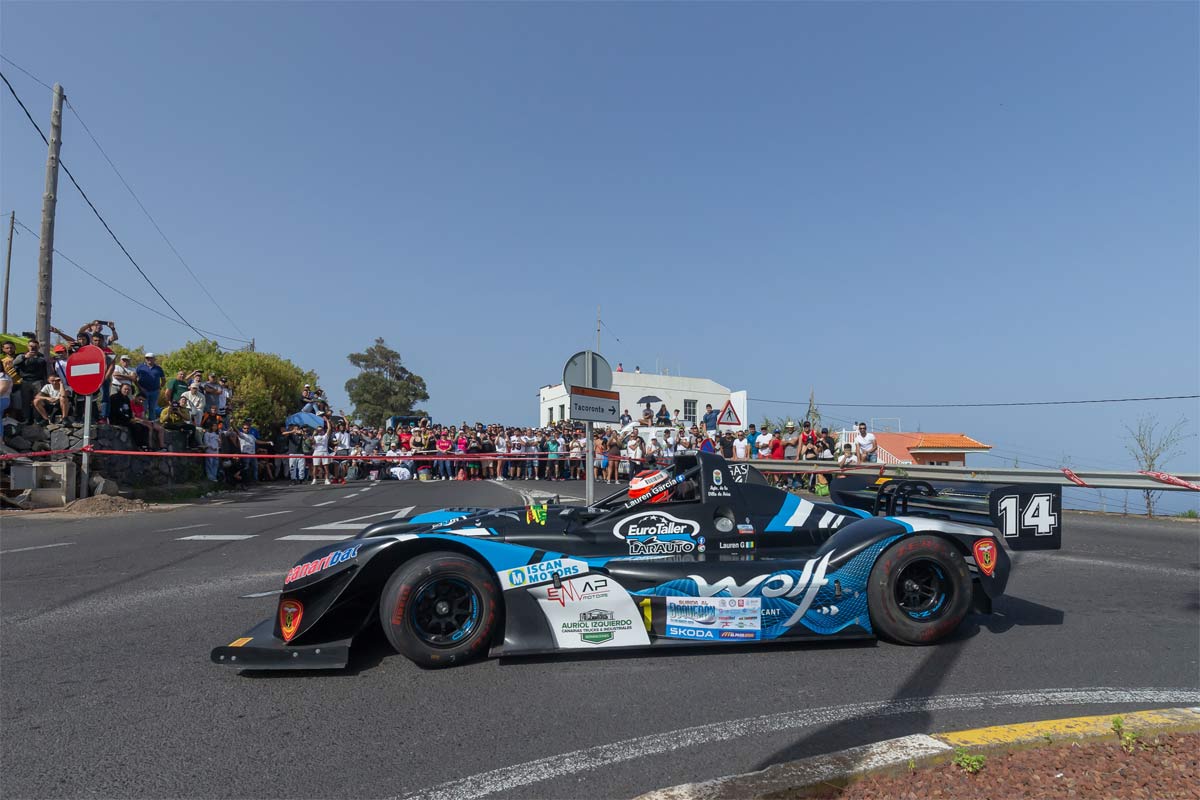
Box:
[2, 2, 1197, 510]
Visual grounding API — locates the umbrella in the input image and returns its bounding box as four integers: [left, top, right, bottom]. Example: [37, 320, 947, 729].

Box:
[636, 395, 663, 405]
[286, 412, 325, 429]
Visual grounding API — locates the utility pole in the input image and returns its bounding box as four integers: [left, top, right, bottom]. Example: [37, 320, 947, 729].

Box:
[2, 211, 13, 333]
[595, 305, 601, 352]
[36, 83, 64, 347]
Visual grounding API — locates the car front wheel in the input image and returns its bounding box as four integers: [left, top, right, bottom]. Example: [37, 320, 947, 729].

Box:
[379, 552, 499, 668]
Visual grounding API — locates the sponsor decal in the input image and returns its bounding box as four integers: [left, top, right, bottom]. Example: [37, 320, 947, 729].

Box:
[972, 538, 998, 577]
[737, 524, 755, 536]
[525, 504, 548, 526]
[728, 463, 750, 483]
[615, 510, 701, 556]
[500, 558, 586, 591]
[687, 551, 834, 628]
[559, 609, 635, 645]
[285, 545, 361, 585]
[718, 540, 755, 550]
[712, 470, 723, 487]
[706, 469, 731, 497]
[279, 599, 303, 642]
[698, 535, 706, 554]
[546, 578, 610, 606]
[665, 597, 761, 640]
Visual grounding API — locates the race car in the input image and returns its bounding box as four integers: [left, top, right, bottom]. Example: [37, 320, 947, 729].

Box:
[211, 451, 1062, 670]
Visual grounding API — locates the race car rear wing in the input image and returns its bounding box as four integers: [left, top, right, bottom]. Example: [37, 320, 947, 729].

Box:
[829, 474, 1062, 550]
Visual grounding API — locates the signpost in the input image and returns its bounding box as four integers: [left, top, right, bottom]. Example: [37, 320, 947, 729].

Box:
[562, 350, 612, 506]
[716, 399, 742, 428]
[65, 345, 107, 500]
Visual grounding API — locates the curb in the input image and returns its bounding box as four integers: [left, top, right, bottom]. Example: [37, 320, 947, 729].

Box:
[633, 707, 1200, 800]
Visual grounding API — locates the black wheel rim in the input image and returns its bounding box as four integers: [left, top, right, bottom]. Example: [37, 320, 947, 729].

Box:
[894, 559, 950, 621]
[409, 576, 481, 647]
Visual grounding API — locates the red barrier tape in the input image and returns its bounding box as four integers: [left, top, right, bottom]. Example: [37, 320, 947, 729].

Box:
[1061, 468, 1093, 488]
[1139, 470, 1200, 491]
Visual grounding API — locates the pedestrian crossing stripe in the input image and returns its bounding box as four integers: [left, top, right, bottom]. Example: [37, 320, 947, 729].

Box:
[717, 400, 741, 426]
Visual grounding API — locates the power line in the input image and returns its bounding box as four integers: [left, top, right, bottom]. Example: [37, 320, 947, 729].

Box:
[63, 95, 250, 339]
[751, 394, 1199, 409]
[1, 70, 249, 346]
[12, 218, 247, 344]
[0, 54, 52, 91]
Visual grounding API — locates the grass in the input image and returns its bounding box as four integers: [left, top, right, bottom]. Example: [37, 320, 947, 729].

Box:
[951, 748, 986, 774]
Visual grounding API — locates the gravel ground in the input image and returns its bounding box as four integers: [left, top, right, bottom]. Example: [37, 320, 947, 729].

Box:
[799, 732, 1200, 799]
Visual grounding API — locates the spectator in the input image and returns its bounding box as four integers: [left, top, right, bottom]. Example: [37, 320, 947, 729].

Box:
[769, 429, 784, 460]
[300, 384, 317, 413]
[616, 362, 624, 372]
[701, 403, 718, 439]
[605, 433, 623, 483]
[746, 423, 760, 459]
[202, 373, 221, 416]
[135, 353, 165, 422]
[110, 383, 158, 450]
[569, 433, 584, 479]
[382, 426, 398, 452]
[330, 422, 351, 483]
[32, 375, 69, 424]
[180, 382, 206, 437]
[493, 428, 508, 480]
[1, 341, 22, 421]
[217, 377, 232, 422]
[718, 431, 735, 458]
[281, 422, 307, 484]
[655, 404, 670, 425]
[757, 427, 773, 460]
[626, 434, 645, 473]
[111, 354, 136, 396]
[203, 420, 221, 481]
[13, 339, 48, 420]
[311, 416, 332, 485]
[87, 331, 116, 422]
[546, 432, 561, 480]
[619, 409, 632, 426]
[783, 421, 800, 461]
[0, 366, 11, 442]
[166, 369, 189, 405]
[435, 430, 453, 480]
[732, 429, 751, 460]
[159, 401, 197, 446]
[854, 423, 878, 463]
[219, 426, 244, 487]
[838, 443, 858, 469]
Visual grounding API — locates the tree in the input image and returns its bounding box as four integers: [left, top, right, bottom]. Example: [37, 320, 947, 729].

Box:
[345, 338, 428, 427]
[1123, 414, 1188, 517]
[154, 340, 318, 426]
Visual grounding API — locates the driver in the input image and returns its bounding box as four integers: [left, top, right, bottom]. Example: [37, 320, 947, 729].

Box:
[628, 469, 699, 503]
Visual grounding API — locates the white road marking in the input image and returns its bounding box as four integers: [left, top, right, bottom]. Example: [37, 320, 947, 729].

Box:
[303, 508, 413, 531]
[157, 523, 211, 533]
[393, 506, 415, 519]
[312, 501, 337, 507]
[636, 734, 951, 800]
[239, 589, 282, 598]
[276, 534, 354, 541]
[0, 542, 74, 555]
[245, 510, 295, 519]
[398, 688, 1200, 800]
[177, 534, 257, 541]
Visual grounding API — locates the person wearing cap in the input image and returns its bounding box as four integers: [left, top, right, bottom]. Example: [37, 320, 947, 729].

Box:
[179, 381, 206, 440]
[111, 354, 137, 396]
[136, 353, 165, 423]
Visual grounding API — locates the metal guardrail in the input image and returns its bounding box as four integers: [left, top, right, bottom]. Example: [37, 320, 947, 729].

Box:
[736, 459, 1200, 492]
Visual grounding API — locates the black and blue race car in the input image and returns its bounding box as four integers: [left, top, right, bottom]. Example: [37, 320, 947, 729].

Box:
[211, 451, 1062, 670]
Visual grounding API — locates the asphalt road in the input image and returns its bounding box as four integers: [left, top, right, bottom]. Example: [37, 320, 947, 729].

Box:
[2, 478, 1198, 800]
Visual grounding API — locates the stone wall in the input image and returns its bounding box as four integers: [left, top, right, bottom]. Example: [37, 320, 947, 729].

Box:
[3, 421, 204, 494]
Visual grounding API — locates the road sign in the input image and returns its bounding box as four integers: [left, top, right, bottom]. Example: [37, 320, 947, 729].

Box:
[562, 351, 612, 393]
[64, 345, 107, 395]
[570, 386, 620, 424]
[717, 399, 741, 427]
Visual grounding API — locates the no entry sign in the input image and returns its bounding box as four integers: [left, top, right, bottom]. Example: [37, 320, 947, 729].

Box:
[64, 345, 108, 395]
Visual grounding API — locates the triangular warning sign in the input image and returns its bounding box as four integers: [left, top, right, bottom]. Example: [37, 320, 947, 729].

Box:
[717, 400, 741, 426]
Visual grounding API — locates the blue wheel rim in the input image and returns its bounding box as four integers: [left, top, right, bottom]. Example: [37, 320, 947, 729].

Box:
[894, 560, 950, 621]
[409, 576, 481, 646]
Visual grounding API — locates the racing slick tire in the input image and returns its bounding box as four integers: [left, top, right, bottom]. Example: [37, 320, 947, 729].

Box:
[867, 535, 971, 645]
[380, 552, 500, 668]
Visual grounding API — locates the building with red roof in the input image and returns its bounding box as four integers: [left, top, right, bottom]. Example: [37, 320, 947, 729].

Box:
[871, 432, 992, 467]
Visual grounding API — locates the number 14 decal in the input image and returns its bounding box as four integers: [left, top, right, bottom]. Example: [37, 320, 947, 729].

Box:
[997, 494, 1058, 537]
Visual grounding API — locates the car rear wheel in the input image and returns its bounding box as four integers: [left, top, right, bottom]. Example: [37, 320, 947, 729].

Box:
[867, 535, 971, 645]
[379, 552, 499, 668]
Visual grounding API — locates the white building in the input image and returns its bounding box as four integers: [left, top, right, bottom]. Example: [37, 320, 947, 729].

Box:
[539, 371, 747, 429]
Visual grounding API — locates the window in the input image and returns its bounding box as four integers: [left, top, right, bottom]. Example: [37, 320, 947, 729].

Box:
[559, 404, 565, 422]
[683, 399, 697, 423]
[548, 407, 554, 424]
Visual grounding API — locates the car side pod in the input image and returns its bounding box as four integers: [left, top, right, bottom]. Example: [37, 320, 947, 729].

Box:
[210, 618, 352, 671]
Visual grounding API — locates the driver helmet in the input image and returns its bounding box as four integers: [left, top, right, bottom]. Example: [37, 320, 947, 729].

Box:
[628, 469, 671, 504]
